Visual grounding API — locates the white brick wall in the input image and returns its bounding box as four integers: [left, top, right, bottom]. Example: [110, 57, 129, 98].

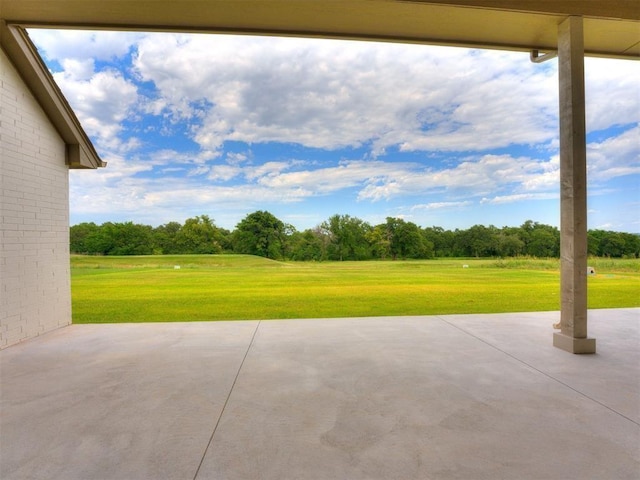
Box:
[1, 47, 71, 349]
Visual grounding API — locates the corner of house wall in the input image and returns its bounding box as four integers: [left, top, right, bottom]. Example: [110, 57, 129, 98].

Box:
[1, 47, 72, 349]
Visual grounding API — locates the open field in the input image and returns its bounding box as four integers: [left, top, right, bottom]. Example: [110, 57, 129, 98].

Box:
[71, 255, 640, 323]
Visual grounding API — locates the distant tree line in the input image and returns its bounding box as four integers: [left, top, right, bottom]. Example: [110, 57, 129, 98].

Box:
[70, 212, 640, 260]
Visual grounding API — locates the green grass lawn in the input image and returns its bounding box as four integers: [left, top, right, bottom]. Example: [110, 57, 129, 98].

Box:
[71, 255, 640, 323]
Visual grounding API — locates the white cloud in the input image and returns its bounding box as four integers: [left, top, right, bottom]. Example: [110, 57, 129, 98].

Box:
[69, 154, 154, 219]
[188, 165, 210, 176]
[587, 125, 640, 181]
[357, 154, 557, 201]
[251, 159, 406, 196]
[585, 58, 640, 132]
[171, 151, 563, 206]
[29, 29, 144, 63]
[32, 30, 640, 161]
[411, 201, 473, 210]
[480, 193, 558, 205]
[139, 183, 310, 212]
[208, 164, 242, 181]
[131, 34, 562, 154]
[51, 66, 139, 152]
[226, 152, 250, 164]
[30, 30, 640, 232]
[59, 58, 94, 80]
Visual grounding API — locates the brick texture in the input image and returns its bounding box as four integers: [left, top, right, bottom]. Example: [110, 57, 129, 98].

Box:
[1, 48, 71, 349]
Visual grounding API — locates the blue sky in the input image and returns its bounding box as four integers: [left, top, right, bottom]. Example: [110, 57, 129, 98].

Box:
[29, 29, 639, 232]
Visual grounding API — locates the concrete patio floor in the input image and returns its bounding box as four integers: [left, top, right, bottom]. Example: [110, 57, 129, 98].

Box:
[1, 309, 638, 480]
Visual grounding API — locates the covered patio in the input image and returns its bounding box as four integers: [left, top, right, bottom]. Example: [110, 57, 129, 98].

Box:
[1, 2, 638, 477]
[2, 0, 638, 352]
[1, 309, 638, 479]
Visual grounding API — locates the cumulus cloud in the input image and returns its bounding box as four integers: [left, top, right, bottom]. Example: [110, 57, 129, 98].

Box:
[52, 67, 139, 149]
[32, 31, 639, 153]
[28, 29, 143, 63]
[186, 151, 563, 206]
[33, 30, 639, 161]
[30, 30, 640, 231]
[585, 58, 640, 132]
[250, 159, 405, 195]
[587, 125, 640, 181]
[480, 193, 558, 205]
[69, 153, 154, 219]
[411, 201, 473, 210]
[131, 34, 561, 155]
[208, 164, 242, 182]
[357, 154, 558, 201]
[131, 34, 636, 157]
[29, 29, 145, 157]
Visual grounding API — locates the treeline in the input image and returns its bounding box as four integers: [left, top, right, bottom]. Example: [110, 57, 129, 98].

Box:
[70, 212, 640, 260]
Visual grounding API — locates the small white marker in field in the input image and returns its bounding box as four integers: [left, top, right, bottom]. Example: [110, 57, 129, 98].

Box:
[174, 265, 181, 269]
[463, 264, 469, 268]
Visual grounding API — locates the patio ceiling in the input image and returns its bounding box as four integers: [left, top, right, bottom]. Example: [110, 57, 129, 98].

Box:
[2, 0, 639, 58]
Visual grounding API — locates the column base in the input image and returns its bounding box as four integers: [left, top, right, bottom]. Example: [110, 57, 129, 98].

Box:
[553, 332, 596, 354]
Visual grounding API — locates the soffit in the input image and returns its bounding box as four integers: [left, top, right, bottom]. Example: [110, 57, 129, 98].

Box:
[1, 0, 639, 58]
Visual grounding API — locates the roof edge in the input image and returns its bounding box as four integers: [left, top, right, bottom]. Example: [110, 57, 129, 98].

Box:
[0, 22, 105, 169]
[9, 17, 640, 61]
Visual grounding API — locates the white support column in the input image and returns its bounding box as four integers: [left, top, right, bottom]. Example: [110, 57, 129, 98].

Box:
[553, 16, 596, 354]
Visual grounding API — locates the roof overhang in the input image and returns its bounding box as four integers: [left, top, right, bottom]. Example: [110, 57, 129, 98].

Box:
[2, 0, 639, 58]
[0, 21, 105, 168]
[0, 22, 106, 168]
[0, 1, 638, 171]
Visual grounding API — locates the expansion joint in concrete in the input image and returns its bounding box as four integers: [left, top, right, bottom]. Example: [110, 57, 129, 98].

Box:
[192, 320, 262, 480]
[436, 316, 637, 427]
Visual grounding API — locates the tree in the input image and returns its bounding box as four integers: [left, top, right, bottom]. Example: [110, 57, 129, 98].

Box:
[587, 230, 602, 256]
[281, 223, 297, 259]
[111, 222, 154, 255]
[216, 227, 233, 252]
[620, 233, 640, 258]
[380, 217, 432, 259]
[233, 210, 285, 259]
[83, 222, 114, 255]
[321, 214, 372, 261]
[528, 226, 559, 257]
[383, 217, 404, 260]
[600, 232, 625, 258]
[496, 232, 525, 257]
[70, 222, 100, 254]
[422, 226, 456, 257]
[366, 224, 391, 259]
[69, 215, 638, 261]
[174, 215, 223, 254]
[153, 221, 182, 254]
[288, 229, 326, 261]
[455, 224, 497, 257]
[82, 222, 153, 255]
[520, 221, 559, 257]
